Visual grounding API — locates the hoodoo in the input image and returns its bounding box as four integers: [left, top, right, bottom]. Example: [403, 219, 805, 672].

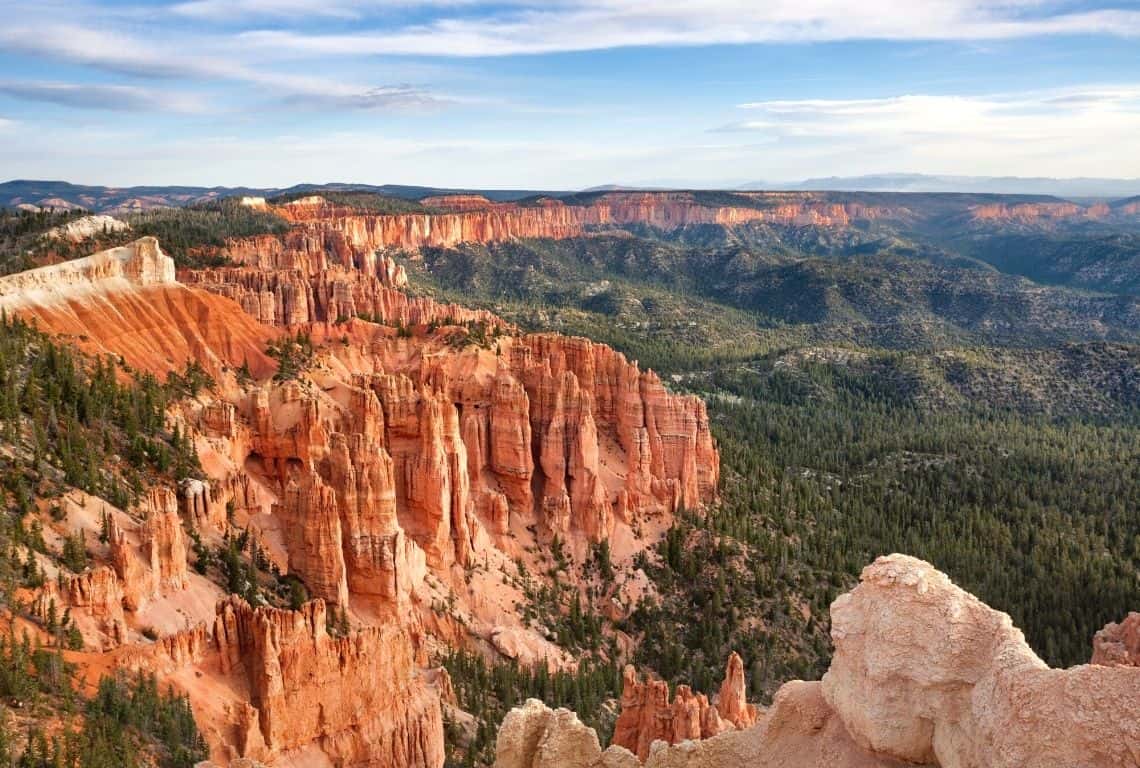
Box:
[0, 201, 721, 767]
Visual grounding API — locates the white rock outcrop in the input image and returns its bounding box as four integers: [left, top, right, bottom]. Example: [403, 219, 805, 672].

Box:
[823, 553, 1140, 768]
[495, 683, 901, 768]
[47, 214, 130, 242]
[0, 236, 176, 311]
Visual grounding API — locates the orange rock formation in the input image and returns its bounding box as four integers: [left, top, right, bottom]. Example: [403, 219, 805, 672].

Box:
[0, 191, 737, 768]
[612, 653, 757, 760]
[33, 566, 127, 648]
[0, 237, 276, 378]
[269, 192, 895, 253]
[109, 487, 190, 612]
[213, 597, 444, 767]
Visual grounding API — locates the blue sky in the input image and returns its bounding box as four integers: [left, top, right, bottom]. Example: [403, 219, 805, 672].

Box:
[0, 0, 1138, 188]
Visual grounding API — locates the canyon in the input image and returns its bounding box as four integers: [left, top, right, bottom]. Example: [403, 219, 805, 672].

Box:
[1, 190, 1137, 768]
[0, 195, 722, 766]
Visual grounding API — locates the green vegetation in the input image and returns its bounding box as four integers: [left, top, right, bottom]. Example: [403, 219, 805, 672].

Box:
[0, 314, 204, 512]
[266, 330, 315, 381]
[951, 231, 1140, 296]
[0, 628, 206, 768]
[0, 316, 219, 762]
[0, 199, 290, 275]
[269, 190, 436, 214]
[123, 200, 290, 267]
[629, 379, 1140, 698]
[405, 232, 1140, 706]
[401, 236, 1139, 375]
[441, 650, 622, 767]
[0, 209, 88, 276]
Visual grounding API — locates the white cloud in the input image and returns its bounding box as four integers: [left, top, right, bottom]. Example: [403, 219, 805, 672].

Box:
[713, 86, 1140, 179]
[170, 0, 500, 21]
[0, 24, 193, 78]
[172, 0, 364, 20]
[235, 1, 1140, 57]
[0, 24, 450, 111]
[3, 99, 1140, 186]
[0, 81, 205, 113]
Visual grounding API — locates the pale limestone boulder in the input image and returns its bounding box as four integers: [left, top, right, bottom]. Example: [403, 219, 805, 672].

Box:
[495, 699, 603, 768]
[823, 553, 1140, 768]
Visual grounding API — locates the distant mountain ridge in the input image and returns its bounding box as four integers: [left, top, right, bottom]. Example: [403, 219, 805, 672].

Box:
[0, 179, 557, 213]
[6, 176, 1140, 213]
[753, 173, 1140, 198]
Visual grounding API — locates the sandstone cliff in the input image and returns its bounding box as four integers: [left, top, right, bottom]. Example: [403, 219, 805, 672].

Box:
[212, 597, 444, 767]
[269, 192, 898, 254]
[823, 554, 1140, 768]
[612, 653, 757, 760]
[494, 685, 902, 768]
[0, 202, 726, 768]
[0, 235, 173, 310]
[182, 191, 905, 329]
[0, 237, 276, 377]
[109, 487, 191, 612]
[32, 565, 127, 649]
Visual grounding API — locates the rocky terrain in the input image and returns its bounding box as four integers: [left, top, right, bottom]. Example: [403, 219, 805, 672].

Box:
[0, 197, 722, 766]
[0, 188, 1136, 768]
[494, 555, 1140, 768]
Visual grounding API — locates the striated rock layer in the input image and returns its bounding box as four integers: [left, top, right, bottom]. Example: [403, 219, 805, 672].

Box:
[213, 597, 444, 767]
[495, 554, 1140, 768]
[270, 192, 900, 252]
[184, 264, 495, 329]
[0, 237, 276, 377]
[212, 329, 718, 611]
[110, 487, 191, 612]
[0, 235, 173, 309]
[182, 191, 905, 328]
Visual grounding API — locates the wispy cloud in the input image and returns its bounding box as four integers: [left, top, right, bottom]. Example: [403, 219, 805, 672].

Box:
[0, 25, 193, 78]
[282, 84, 451, 110]
[0, 81, 205, 113]
[0, 23, 450, 112]
[0, 1, 1138, 185]
[234, 1, 1140, 58]
[723, 86, 1140, 139]
[707, 86, 1140, 179]
[172, 0, 365, 20]
[170, 0, 498, 22]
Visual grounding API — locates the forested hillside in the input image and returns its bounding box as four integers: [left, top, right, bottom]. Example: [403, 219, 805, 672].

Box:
[0, 201, 289, 275]
[0, 316, 209, 766]
[401, 231, 1140, 698]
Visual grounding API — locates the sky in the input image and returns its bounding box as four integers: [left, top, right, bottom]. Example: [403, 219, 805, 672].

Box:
[0, 0, 1139, 189]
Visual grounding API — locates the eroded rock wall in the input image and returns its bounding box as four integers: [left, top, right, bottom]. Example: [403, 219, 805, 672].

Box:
[213, 597, 444, 767]
[612, 653, 757, 761]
